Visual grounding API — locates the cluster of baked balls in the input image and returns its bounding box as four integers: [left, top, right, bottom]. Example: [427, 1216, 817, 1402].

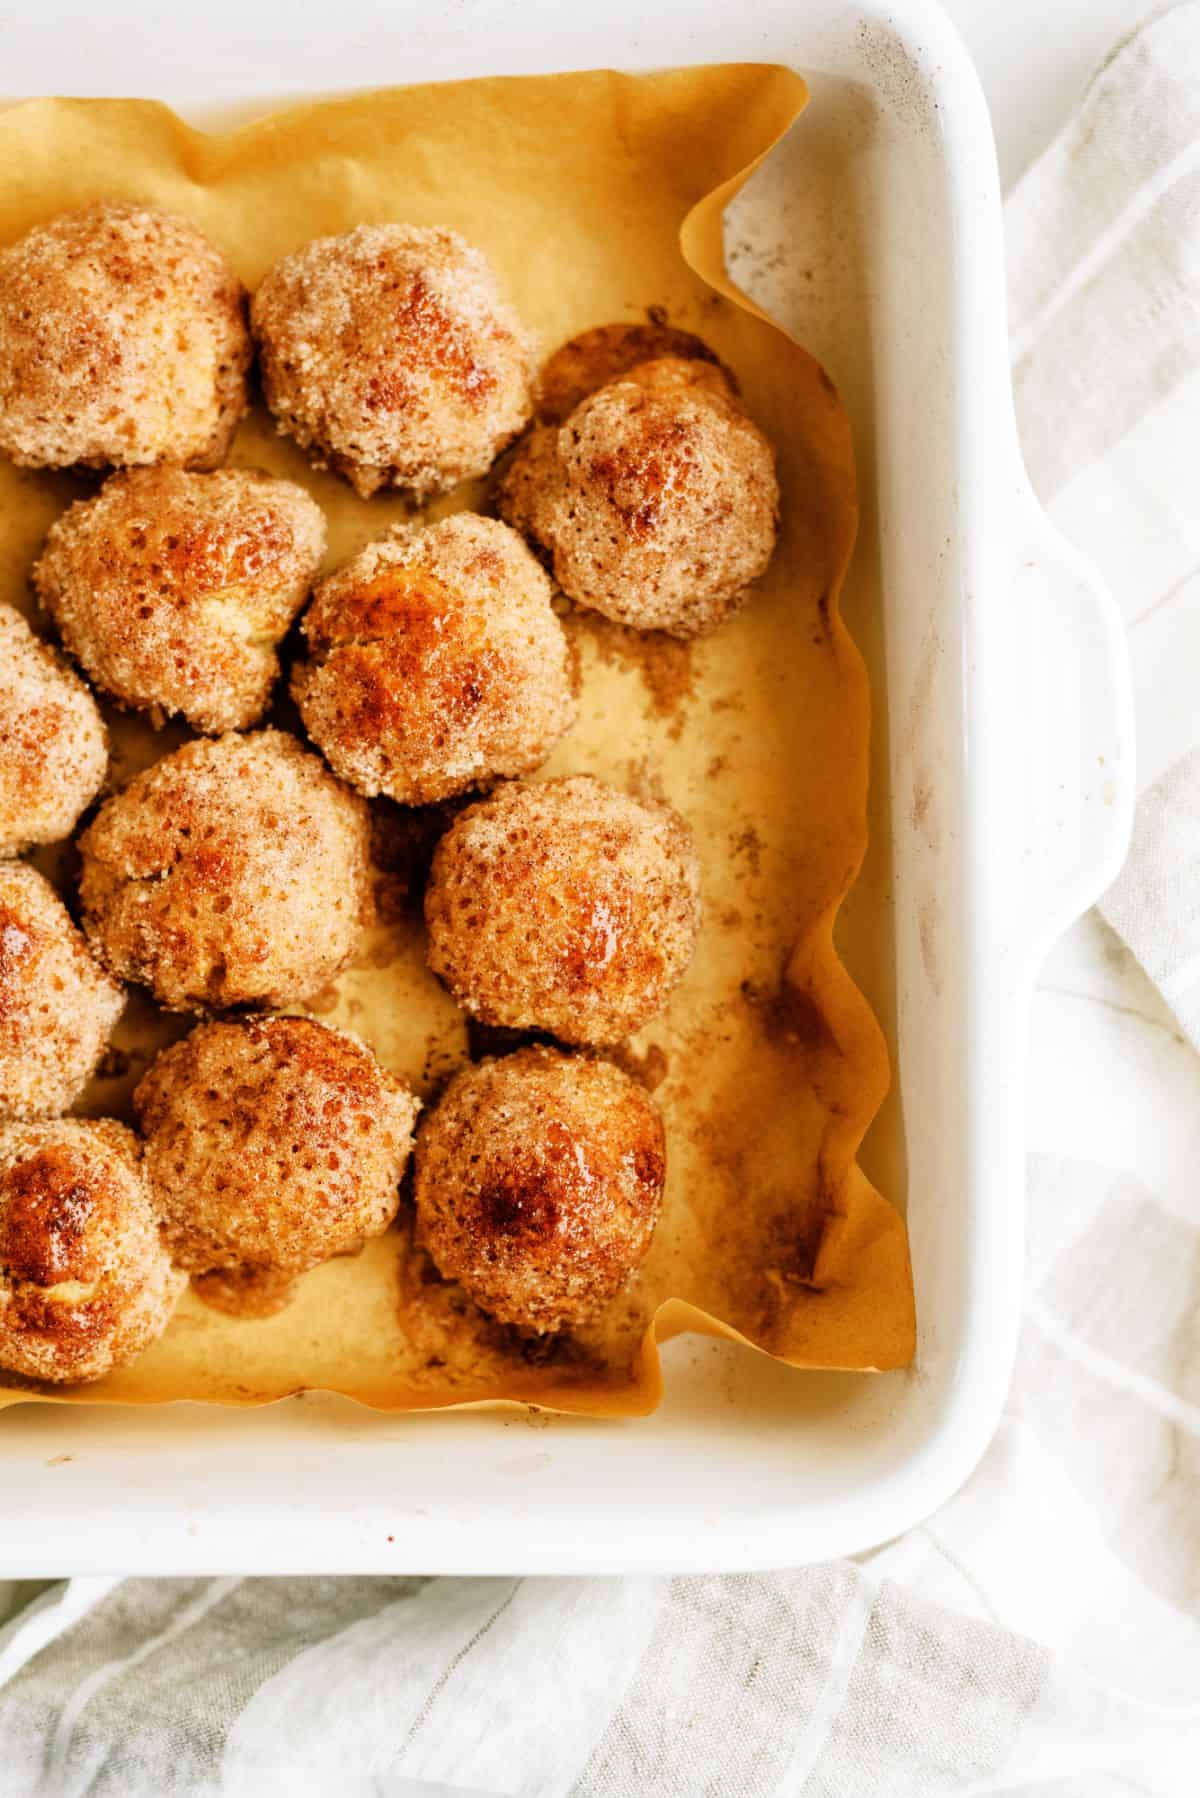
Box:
[0, 201, 779, 1385]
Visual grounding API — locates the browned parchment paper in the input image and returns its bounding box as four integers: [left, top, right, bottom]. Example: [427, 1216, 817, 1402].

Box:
[0, 65, 914, 1415]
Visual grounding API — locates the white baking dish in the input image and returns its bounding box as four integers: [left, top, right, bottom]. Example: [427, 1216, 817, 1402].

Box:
[0, 0, 1133, 1574]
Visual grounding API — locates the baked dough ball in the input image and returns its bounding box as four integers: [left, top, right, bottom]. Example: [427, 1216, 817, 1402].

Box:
[252, 224, 535, 500]
[78, 730, 370, 1012]
[0, 203, 250, 472]
[502, 356, 740, 554]
[0, 1117, 184, 1384]
[0, 864, 123, 1121]
[498, 353, 778, 637]
[34, 467, 326, 733]
[135, 1015, 419, 1314]
[0, 602, 107, 856]
[425, 776, 700, 1045]
[413, 1046, 665, 1333]
[292, 513, 575, 804]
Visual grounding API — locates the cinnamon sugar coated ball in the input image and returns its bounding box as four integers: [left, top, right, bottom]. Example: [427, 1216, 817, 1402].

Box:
[135, 1015, 419, 1313]
[425, 776, 701, 1045]
[0, 603, 107, 855]
[34, 467, 326, 733]
[0, 864, 124, 1121]
[413, 1046, 665, 1333]
[0, 1117, 184, 1384]
[78, 730, 370, 1012]
[251, 224, 536, 499]
[498, 353, 779, 637]
[0, 203, 250, 471]
[292, 513, 575, 804]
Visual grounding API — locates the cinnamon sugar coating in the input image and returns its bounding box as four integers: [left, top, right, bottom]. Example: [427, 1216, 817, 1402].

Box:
[252, 224, 535, 500]
[135, 1014, 419, 1307]
[498, 352, 778, 637]
[293, 513, 574, 804]
[413, 1045, 665, 1333]
[425, 775, 700, 1046]
[0, 603, 107, 856]
[0, 863, 124, 1122]
[0, 203, 250, 471]
[78, 730, 370, 1012]
[35, 467, 326, 733]
[0, 1117, 184, 1384]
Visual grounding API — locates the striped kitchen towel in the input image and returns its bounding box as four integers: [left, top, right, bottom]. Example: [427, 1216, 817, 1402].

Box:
[1008, 1, 1200, 1044]
[2, 7, 1200, 1794]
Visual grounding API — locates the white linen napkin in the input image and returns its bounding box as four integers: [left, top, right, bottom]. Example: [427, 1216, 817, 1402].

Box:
[2, 10, 1200, 1794]
[1008, 1, 1200, 1050]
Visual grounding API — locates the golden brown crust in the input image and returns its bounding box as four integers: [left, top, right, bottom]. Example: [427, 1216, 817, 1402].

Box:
[535, 321, 735, 424]
[292, 513, 575, 804]
[135, 1014, 419, 1297]
[0, 602, 108, 856]
[35, 467, 326, 733]
[413, 1045, 664, 1333]
[497, 354, 779, 637]
[0, 203, 250, 472]
[0, 1116, 184, 1384]
[252, 224, 536, 500]
[0, 863, 124, 1121]
[425, 775, 701, 1045]
[78, 730, 371, 1012]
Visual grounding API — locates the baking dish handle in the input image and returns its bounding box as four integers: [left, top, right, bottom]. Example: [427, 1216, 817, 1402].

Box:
[1000, 490, 1135, 962]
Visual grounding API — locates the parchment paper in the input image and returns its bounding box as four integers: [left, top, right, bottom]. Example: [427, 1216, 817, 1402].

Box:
[0, 65, 915, 1415]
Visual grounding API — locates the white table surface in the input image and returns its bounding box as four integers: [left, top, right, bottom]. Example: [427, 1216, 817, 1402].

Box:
[943, 0, 1153, 188]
